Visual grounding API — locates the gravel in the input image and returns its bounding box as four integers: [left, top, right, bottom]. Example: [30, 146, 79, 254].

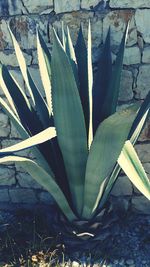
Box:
[0, 209, 149, 266]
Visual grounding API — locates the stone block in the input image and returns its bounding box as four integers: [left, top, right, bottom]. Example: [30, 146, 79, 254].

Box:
[133, 163, 150, 195]
[1, 139, 32, 158]
[0, 112, 10, 137]
[135, 144, 150, 163]
[0, 19, 12, 50]
[9, 16, 36, 49]
[0, 51, 32, 67]
[135, 65, 150, 99]
[0, 166, 15, 186]
[0, 0, 27, 16]
[110, 0, 150, 8]
[111, 176, 133, 196]
[54, 0, 80, 14]
[49, 12, 102, 47]
[119, 70, 133, 102]
[10, 122, 22, 139]
[142, 47, 150, 63]
[17, 172, 42, 189]
[23, 0, 53, 14]
[32, 50, 38, 65]
[9, 16, 48, 50]
[123, 47, 141, 65]
[9, 188, 38, 203]
[103, 11, 137, 47]
[81, 0, 101, 9]
[138, 118, 150, 142]
[135, 9, 150, 44]
[39, 191, 54, 204]
[132, 196, 150, 214]
[0, 189, 10, 202]
[143, 163, 150, 176]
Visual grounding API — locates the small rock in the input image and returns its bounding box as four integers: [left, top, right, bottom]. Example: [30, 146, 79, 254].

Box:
[54, 0, 80, 14]
[72, 261, 80, 267]
[126, 259, 134, 265]
[113, 259, 119, 264]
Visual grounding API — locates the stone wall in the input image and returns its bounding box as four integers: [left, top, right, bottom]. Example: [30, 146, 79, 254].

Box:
[0, 0, 149, 213]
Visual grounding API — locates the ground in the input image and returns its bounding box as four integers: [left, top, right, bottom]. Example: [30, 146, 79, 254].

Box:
[0, 208, 149, 266]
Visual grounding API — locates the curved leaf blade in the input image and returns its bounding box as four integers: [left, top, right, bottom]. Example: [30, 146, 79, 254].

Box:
[118, 140, 150, 200]
[0, 156, 77, 222]
[97, 24, 129, 123]
[61, 21, 66, 50]
[66, 26, 79, 86]
[0, 127, 56, 154]
[87, 20, 93, 147]
[75, 25, 89, 134]
[9, 27, 50, 128]
[99, 92, 150, 209]
[0, 64, 38, 133]
[0, 97, 53, 174]
[8, 26, 35, 104]
[129, 91, 150, 143]
[93, 28, 112, 134]
[83, 105, 139, 219]
[51, 29, 88, 215]
[37, 30, 52, 114]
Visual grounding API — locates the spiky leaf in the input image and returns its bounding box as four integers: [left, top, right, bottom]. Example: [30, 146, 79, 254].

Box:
[93, 28, 112, 134]
[51, 29, 88, 215]
[66, 26, 79, 85]
[99, 92, 150, 209]
[75, 25, 89, 134]
[37, 30, 52, 114]
[0, 127, 56, 154]
[9, 27, 50, 128]
[96, 24, 129, 123]
[0, 97, 53, 174]
[87, 21, 93, 146]
[83, 105, 139, 219]
[118, 140, 150, 200]
[0, 156, 77, 222]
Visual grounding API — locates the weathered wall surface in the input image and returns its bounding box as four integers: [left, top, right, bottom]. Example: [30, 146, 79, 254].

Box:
[0, 0, 149, 213]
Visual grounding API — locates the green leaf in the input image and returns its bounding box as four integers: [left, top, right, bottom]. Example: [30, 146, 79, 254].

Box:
[0, 156, 77, 222]
[51, 29, 88, 215]
[0, 97, 54, 174]
[0, 127, 56, 154]
[93, 28, 112, 134]
[66, 26, 79, 85]
[99, 92, 150, 209]
[61, 21, 66, 50]
[31, 32, 68, 187]
[9, 27, 50, 128]
[97, 163, 120, 211]
[0, 64, 30, 117]
[37, 30, 52, 114]
[118, 140, 150, 200]
[87, 20, 93, 147]
[129, 91, 150, 143]
[97, 24, 129, 123]
[82, 105, 139, 219]
[0, 96, 28, 139]
[8, 26, 34, 104]
[10, 27, 68, 188]
[0, 64, 42, 134]
[75, 24, 89, 134]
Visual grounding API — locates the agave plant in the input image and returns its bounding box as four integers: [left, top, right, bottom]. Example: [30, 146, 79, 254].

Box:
[0, 22, 150, 244]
